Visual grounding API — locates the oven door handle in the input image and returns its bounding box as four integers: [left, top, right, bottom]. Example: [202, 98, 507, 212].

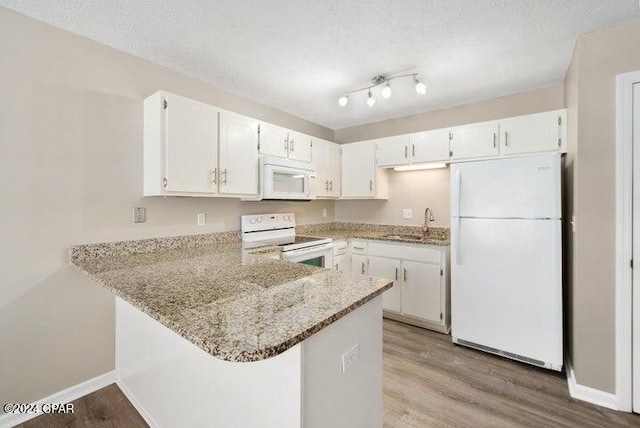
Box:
[281, 242, 334, 256]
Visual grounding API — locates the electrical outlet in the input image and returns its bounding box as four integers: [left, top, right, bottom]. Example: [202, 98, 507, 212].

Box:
[322, 208, 327, 218]
[133, 207, 146, 223]
[402, 208, 412, 219]
[341, 344, 359, 374]
[197, 213, 206, 226]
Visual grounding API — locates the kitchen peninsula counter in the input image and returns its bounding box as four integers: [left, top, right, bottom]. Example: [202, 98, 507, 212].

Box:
[71, 237, 392, 362]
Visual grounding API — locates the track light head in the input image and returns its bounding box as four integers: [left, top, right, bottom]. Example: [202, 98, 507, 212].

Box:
[381, 82, 391, 99]
[338, 95, 348, 107]
[414, 77, 426, 95]
[367, 90, 376, 107]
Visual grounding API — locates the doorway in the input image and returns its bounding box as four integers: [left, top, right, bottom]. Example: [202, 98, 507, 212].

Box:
[616, 71, 640, 412]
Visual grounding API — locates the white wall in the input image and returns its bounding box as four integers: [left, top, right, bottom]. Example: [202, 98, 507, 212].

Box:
[0, 6, 333, 406]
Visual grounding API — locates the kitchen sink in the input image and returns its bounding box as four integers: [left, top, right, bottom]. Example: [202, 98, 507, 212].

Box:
[383, 234, 426, 241]
[383, 233, 449, 242]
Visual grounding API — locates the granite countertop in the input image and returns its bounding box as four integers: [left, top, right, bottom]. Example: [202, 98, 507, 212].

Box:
[311, 230, 450, 246]
[71, 237, 392, 363]
[296, 223, 450, 246]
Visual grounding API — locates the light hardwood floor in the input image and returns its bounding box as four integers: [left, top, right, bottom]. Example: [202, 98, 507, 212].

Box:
[383, 319, 640, 427]
[17, 319, 640, 427]
[14, 384, 147, 428]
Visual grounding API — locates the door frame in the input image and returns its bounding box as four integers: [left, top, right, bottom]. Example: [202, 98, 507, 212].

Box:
[615, 70, 640, 412]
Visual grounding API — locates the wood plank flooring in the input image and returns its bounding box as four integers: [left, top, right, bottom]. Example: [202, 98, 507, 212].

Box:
[383, 319, 640, 427]
[16, 319, 640, 427]
[14, 384, 147, 428]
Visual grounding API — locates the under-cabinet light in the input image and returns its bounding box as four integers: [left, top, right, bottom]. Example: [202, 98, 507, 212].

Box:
[393, 163, 447, 172]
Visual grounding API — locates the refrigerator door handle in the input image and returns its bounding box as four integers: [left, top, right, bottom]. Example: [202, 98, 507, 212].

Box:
[454, 169, 462, 217]
[456, 217, 462, 265]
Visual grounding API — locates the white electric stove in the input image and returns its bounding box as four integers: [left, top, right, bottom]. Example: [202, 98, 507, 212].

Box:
[241, 213, 333, 269]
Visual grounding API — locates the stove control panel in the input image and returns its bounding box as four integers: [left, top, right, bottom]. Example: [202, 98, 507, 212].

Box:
[241, 213, 296, 232]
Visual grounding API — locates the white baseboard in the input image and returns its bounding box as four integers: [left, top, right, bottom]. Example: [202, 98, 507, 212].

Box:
[565, 358, 620, 411]
[0, 370, 117, 427]
[116, 379, 158, 428]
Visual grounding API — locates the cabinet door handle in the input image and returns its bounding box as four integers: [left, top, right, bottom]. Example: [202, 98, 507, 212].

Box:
[493, 133, 497, 148]
[221, 168, 228, 185]
[290, 139, 294, 152]
[329, 180, 333, 191]
[412, 144, 415, 157]
[335, 263, 339, 271]
[395, 267, 399, 280]
[361, 262, 365, 274]
[404, 145, 408, 158]
[325, 180, 329, 191]
[369, 179, 373, 191]
[504, 131, 509, 147]
[353, 246, 365, 250]
[211, 168, 217, 184]
[284, 138, 289, 152]
[403, 268, 407, 281]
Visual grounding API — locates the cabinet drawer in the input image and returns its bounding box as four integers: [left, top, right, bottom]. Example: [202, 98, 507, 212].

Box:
[333, 240, 348, 256]
[350, 240, 368, 254]
[368, 241, 441, 264]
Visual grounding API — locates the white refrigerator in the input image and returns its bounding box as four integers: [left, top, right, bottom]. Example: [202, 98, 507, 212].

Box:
[450, 153, 563, 371]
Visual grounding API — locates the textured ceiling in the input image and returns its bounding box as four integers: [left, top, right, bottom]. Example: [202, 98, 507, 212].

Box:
[2, 1, 639, 129]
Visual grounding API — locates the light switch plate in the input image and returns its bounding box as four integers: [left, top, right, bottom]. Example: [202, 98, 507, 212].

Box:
[133, 207, 146, 223]
[197, 213, 206, 226]
[402, 209, 412, 219]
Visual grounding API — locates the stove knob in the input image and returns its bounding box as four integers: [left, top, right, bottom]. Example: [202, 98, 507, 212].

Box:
[284, 215, 290, 221]
[250, 218, 256, 224]
[257, 216, 263, 223]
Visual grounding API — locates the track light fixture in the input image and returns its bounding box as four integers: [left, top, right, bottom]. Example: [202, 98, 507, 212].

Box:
[338, 73, 425, 108]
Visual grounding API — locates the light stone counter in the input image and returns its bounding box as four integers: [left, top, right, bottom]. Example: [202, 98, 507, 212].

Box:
[71, 236, 392, 362]
[297, 222, 450, 246]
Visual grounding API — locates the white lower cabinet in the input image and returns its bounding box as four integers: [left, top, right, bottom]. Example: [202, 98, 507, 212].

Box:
[368, 256, 401, 313]
[364, 240, 450, 333]
[351, 254, 368, 275]
[400, 260, 442, 323]
[332, 240, 350, 273]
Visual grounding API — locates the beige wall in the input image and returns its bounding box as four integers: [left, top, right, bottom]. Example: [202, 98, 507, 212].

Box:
[336, 168, 450, 227]
[334, 86, 565, 143]
[0, 7, 334, 406]
[566, 19, 640, 393]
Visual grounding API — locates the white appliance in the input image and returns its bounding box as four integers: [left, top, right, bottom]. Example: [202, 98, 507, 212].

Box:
[450, 153, 563, 371]
[241, 213, 333, 268]
[254, 156, 316, 201]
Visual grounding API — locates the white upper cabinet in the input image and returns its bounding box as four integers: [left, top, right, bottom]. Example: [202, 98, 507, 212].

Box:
[260, 125, 312, 162]
[341, 140, 388, 199]
[499, 109, 566, 156]
[376, 135, 411, 167]
[327, 142, 341, 198]
[449, 120, 500, 161]
[218, 111, 260, 196]
[144, 91, 219, 196]
[410, 129, 450, 163]
[311, 138, 341, 198]
[375, 130, 449, 168]
[259, 123, 289, 158]
[287, 130, 313, 162]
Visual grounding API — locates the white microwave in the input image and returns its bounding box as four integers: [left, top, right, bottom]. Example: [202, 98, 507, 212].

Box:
[259, 156, 316, 201]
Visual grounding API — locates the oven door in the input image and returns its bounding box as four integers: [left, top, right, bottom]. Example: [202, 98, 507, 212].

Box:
[263, 164, 314, 200]
[281, 243, 333, 269]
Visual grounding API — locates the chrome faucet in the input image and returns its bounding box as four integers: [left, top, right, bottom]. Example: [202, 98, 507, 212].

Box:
[423, 207, 434, 236]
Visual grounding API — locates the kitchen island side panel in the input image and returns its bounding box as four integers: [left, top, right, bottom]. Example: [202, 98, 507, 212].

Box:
[116, 297, 303, 428]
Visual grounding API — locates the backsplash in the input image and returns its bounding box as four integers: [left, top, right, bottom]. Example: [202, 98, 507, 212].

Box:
[297, 222, 449, 240]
